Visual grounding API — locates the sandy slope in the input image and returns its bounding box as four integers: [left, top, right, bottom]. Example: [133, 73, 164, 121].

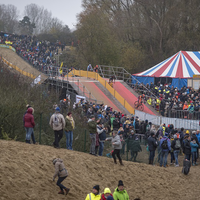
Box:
[0, 140, 200, 200]
[0, 48, 47, 82]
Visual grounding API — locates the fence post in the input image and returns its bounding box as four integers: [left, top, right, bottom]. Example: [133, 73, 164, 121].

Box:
[89, 92, 91, 102]
[78, 79, 79, 93]
[126, 139, 129, 161]
[84, 130, 87, 152]
[83, 86, 85, 96]
[39, 113, 42, 144]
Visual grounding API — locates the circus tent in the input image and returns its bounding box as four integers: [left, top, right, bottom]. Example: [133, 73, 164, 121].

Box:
[132, 51, 200, 89]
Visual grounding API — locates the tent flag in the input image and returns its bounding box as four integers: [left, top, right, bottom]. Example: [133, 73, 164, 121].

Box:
[59, 62, 63, 74]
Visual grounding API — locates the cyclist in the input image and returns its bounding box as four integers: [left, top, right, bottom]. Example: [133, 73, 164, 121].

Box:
[138, 94, 145, 105]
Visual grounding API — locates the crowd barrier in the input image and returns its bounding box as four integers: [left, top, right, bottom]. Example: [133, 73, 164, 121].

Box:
[135, 110, 200, 130]
[0, 45, 36, 79]
[70, 69, 135, 114]
[0, 44, 16, 52]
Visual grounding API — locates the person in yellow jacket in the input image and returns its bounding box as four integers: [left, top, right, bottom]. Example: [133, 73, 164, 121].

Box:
[85, 185, 101, 200]
[113, 180, 129, 200]
[147, 97, 152, 105]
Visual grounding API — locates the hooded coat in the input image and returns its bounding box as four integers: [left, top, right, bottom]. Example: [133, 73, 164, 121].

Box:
[53, 158, 68, 179]
[24, 108, 35, 128]
[107, 134, 122, 149]
[113, 187, 129, 200]
[88, 119, 97, 134]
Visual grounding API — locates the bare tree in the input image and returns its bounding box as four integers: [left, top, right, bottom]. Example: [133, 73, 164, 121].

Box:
[0, 4, 19, 33]
[24, 4, 54, 34]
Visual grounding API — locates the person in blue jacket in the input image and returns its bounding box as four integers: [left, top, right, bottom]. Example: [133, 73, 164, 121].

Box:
[190, 137, 199, 166]
[159, 132, 171, 168]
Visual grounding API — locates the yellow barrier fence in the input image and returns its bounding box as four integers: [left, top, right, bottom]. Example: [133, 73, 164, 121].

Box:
[1, 57, 36, 79]
[70, 69, 135, 114]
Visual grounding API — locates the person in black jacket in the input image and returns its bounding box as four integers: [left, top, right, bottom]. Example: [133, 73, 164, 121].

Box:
[97, 122, 106, 156]
[171, 134, 181, 166]
[147, 132, 158, 165]
[135, 118, 140, 133]
[113, 118, 120, 131]
[183, 135, 191, 161]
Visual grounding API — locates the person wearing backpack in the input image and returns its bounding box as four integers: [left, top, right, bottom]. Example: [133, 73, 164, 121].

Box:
[159, 132, 171, 168]
[171, 134, 181, 167]
[49, 107, 66, 148]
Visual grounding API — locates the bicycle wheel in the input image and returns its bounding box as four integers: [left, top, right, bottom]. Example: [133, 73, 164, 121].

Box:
[139, 104, 144, 111]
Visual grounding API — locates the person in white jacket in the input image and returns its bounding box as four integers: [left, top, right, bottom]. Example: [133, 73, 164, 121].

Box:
[106, 130, 123, 165]
[49, 107, 66, 148]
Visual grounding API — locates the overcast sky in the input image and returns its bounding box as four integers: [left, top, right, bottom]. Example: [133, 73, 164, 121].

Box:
[1, 0, 83, 30]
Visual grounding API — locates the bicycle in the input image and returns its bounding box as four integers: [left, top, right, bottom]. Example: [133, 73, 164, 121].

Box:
[134, 100, 144, 111]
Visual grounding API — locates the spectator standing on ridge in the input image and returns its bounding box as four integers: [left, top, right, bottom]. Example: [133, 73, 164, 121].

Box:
[88, 115, 97, 156]
[183, 135, 191, 161]
[49, 107, 66, 148]
[52, 158, 70, 195]
[65, 112, 75, 150]
[106, 130, 123, 165]
[113, 180, 129, 200]
[97, 122, 106, 156]
[101, 188, 113, 200]
[85, 185, 101, 200]
[24, 107, 36, 144]
[159, 132, 171, 167]
[147, 132, 158, 165]
[190, 137, 198, 166]
[171, 134, 181, 167]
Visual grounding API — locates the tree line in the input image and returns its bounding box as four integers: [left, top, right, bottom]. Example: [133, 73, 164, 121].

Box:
[0, 3, 74, 45]
[75, 0, 200, 73]
[1, 1, 200, 73]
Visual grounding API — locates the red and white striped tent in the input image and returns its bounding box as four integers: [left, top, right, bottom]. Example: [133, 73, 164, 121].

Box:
[132, 51, 200, 88]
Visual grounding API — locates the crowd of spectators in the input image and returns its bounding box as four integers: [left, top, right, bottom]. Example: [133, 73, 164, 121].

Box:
[0, 32, 70, 76]
[132, 81, 200, 119]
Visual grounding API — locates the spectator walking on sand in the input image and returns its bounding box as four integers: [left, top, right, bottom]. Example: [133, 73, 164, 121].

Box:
[24, 107, 36, 144]
[113, 180, 129, 200]
[106, 130, 123, 165]
[52, 158, 70, 195]
[85, 185, 101, 200]
[88, 115, 98, 156]
[65, 112, 75, 150]
[49, 107, 65, 148]
[159, 132, 171, 168]
[101, 188, 113, 200]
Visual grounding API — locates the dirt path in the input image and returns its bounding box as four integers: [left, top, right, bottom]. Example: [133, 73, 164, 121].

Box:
[0, 140, 200, 200]
[0, 48, 47, 82]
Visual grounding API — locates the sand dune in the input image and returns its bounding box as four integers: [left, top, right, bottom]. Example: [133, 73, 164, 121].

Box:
[0, 140, 200, 200]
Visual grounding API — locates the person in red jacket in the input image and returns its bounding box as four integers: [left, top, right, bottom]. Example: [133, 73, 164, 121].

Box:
[24, 107, 35, 144]
[101, 188, 113, 200]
